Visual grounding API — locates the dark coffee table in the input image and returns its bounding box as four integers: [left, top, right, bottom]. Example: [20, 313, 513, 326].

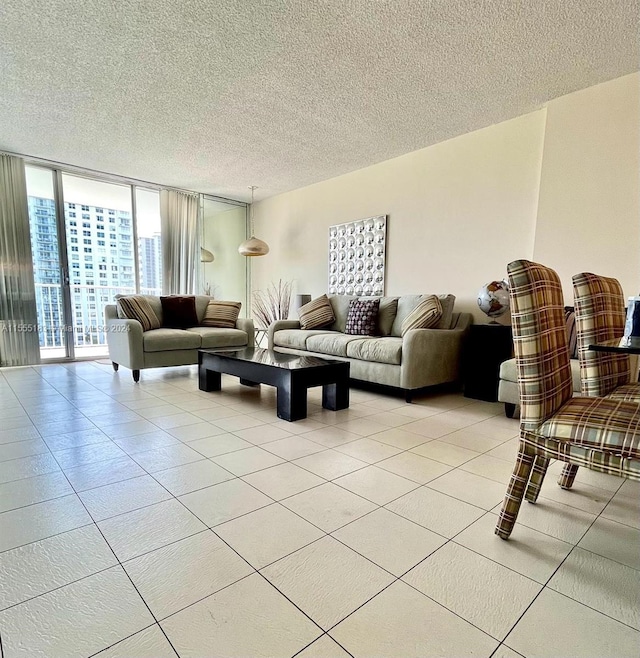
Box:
[198, 348, 350, 421]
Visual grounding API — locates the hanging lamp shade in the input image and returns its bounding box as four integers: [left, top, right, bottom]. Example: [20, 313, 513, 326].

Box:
[239, 185, 269, 257]
[200, 247, 215, 263]
[238, 236, 269, 257]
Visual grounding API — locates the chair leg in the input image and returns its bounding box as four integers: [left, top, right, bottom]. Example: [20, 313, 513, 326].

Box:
[495, 445, 535, 540]
[558, 463, 579, 489]
[525, 456, 550, 503]
[112, 362, 119, 372]
[132, 370, 140, 383]
[504, 403, 516, 418]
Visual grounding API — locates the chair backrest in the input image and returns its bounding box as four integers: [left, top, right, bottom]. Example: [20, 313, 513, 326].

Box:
[572, 272, 631, 397]
[507, 260, 573, 430]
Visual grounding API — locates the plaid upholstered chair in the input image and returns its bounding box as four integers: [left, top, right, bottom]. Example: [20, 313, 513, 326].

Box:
[495, 260, 640, 540]
[557, 272, 640, 489]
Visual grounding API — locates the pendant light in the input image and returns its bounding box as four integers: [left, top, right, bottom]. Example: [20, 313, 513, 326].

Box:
[200, 247, 214, 263]
[238, 185, 269, 257]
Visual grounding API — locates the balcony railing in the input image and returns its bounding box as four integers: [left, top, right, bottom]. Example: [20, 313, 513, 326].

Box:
[34, 283, 161, 356]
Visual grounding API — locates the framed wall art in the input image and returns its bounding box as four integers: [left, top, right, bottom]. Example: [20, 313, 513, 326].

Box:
[328, 215, 387, 296]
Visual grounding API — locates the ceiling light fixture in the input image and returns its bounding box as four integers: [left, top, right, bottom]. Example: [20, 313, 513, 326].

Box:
[238, 185, 269, 257]
[200, 247, 215, 263]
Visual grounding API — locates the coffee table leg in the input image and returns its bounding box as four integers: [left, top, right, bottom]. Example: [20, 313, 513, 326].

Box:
[322, 380, 349, 411]
[277, 384, 307, 421]
[199, 366, 221, 392]
[239, 378, 260, 387]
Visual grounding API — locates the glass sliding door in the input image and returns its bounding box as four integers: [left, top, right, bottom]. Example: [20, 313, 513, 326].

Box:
[135, 188, 162, 295]
[25, 166, 70, 360]
[61, 174, 134, 357]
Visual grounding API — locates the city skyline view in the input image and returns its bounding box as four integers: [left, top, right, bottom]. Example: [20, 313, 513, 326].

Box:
[27, 178, 162, 357]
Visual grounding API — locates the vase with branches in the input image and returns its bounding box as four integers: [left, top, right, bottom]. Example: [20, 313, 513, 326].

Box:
[252, 280, 292, 329]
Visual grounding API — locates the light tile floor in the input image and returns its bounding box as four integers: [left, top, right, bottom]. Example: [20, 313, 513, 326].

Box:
[0, 362, 638, 657]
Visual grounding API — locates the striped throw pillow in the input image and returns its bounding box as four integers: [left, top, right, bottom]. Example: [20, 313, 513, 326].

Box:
[299, 294, 335, 330]
[400, 295, 442, 335]
[201, 301, 242, 328]
[116, 295, 161, 332]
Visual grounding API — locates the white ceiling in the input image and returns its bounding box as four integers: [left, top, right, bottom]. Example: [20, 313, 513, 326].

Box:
[1, 0, 638, 202]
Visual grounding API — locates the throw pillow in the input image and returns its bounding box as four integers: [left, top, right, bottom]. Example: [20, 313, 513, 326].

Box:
[401, 295, 443, 335]
[299, 294, 335, 330]
[116, 295, 161, 332]
[345, 298, 380, 336]
[201, 300, 242, 328]
[565, 306, 578, 359]
[160, 295, 198, 329]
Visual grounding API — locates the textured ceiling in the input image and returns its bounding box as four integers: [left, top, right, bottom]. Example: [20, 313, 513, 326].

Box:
[1, 0, 638, 202]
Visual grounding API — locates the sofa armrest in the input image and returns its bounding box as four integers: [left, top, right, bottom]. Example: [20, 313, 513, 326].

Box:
[401, 319, 470, 389]
[105, 315, 144, 370]
[268, 320, 301, 349]
[236, 318, 255, 347]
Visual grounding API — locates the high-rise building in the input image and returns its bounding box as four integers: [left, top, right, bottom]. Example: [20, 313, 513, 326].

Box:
[138, 233, 162, 293]
[28, 196, 161, 350]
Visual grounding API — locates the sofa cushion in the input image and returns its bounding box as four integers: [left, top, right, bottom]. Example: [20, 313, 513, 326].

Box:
[378, 297, 399, 336]
[274, 329, 335, 350]
[328, 295, 354, 332]
[186, 327, 247, 349]
[299, 294, 335, 330]
[345, 298, 380, 336]
[391, 294, 456, 336]
[306, 333, 365, 357]
[346, 337, 403, 365]
[143, 328, 201, 352]
[401, 295, 442, 335]
[201, 300, 242, 328]
[161, 296, 198, 329]
[116, 295, 161, 332]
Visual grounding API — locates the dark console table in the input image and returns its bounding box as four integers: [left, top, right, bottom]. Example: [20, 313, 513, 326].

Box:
[464, 323, 513, 402]
[198, 348, 350, 422]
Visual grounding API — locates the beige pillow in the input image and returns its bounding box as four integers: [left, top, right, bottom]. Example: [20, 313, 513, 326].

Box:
[116, 295, 161, 332]
[401, 295, 442, 335]
[201, 301, 242, 328]
[299, 294, 335, 330]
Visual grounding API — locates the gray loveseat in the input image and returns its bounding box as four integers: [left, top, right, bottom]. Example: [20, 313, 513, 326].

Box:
[105, 295, 254, 381]
[268, 294, 472, 401]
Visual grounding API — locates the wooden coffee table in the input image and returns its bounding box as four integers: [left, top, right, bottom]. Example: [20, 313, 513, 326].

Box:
[198, 348, 350, 421]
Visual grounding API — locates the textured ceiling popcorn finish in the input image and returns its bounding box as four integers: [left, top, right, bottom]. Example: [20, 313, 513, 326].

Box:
[1, 0, 638, 201]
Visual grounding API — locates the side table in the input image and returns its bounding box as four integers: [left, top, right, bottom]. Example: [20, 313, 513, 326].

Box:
[464, 323, 513, 402]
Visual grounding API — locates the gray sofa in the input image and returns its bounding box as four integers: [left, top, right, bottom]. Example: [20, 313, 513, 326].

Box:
[268, 294, 472, 401]
[105, 295, 254, 381]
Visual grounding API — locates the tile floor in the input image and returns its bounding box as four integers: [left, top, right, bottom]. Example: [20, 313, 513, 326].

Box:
[0, 361, 638, 657]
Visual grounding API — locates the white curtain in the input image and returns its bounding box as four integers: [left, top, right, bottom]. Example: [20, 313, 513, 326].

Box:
[0, 154, 40, 366]
[159, 189, 200, 295]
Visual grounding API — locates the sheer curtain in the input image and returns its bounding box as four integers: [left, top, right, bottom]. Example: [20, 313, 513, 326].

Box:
[0, 154, 40, 367]
[159, 189, 200, 295]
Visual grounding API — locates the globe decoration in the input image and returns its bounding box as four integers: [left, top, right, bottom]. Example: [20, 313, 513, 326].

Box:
[478, 280, 510, 320]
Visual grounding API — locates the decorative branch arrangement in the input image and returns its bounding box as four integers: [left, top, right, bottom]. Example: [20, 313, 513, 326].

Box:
[252, 280, 292, 329]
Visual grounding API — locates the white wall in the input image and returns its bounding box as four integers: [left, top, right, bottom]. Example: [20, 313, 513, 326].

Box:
[534, 72, 640, 301]
[252, 72, 639, 319]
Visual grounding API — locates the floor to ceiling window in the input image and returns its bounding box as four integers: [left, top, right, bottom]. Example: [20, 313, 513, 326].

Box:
[23, 161, 247, 362]
[25, 166, 164, 360]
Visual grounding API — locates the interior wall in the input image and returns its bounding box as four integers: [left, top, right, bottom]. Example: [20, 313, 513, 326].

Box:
[251, 72, 639, 321]
[533, 72, 639, 302]
[252, 110, 547, 321]
[202, 203, 248, 314]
